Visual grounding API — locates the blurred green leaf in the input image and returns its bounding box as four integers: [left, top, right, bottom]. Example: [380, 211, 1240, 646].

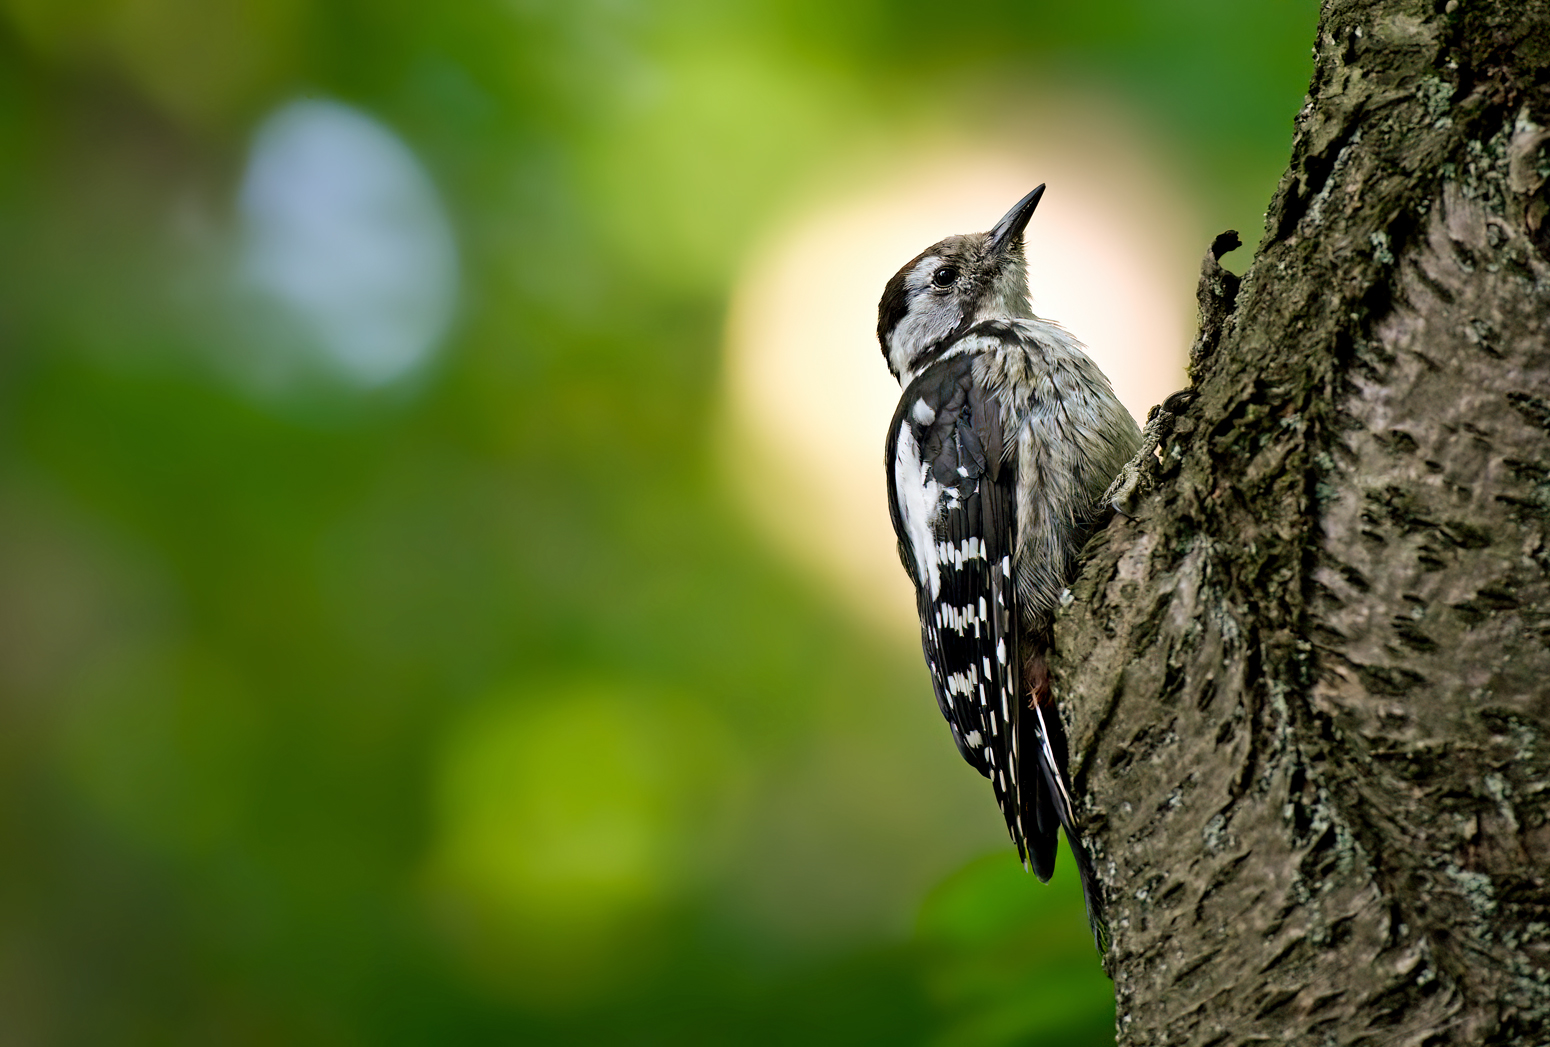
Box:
[918, 851, 1114, 1046]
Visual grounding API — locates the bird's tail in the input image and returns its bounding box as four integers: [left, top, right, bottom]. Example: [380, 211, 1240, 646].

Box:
[1023, 644, 1111, 953]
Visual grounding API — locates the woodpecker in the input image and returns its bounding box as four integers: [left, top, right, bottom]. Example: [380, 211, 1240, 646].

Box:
[878, 186, 1140, 949]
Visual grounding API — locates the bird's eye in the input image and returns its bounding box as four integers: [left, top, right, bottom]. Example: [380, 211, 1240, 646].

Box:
[932, 266, 959, 287]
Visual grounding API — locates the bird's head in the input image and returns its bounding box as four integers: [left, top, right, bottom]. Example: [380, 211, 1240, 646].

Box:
[876, 185, 1043, 382]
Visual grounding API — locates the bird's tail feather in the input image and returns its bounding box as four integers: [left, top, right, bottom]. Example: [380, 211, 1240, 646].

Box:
[1024, 646, 1111, 953]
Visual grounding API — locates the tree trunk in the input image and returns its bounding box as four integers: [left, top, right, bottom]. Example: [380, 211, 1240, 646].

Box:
[1054, 2, 1550, 1043]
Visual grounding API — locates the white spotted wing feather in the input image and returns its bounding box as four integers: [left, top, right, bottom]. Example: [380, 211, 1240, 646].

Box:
[885, 354, 1038, 866]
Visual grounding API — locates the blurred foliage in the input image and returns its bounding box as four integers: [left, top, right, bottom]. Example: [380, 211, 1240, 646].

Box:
[0, 1, 1314, 1043]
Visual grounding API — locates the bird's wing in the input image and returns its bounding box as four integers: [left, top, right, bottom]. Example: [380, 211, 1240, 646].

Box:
[886, 354, 1044, 869]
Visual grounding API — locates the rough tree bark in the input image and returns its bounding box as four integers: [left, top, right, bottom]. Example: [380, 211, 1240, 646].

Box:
[1054, 1, 1550, 1043]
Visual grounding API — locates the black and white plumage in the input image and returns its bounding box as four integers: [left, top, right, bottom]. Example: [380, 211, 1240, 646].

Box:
[877, 186, 1141, 950]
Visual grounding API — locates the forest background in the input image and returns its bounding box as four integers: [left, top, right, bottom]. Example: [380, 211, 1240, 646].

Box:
[0, 2, 1316, 1043]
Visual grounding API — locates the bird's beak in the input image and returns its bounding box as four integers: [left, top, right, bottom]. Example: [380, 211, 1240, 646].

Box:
[987, 184, 1045, 256]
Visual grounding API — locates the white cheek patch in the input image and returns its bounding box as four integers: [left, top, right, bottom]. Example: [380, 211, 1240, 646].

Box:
[892, 304, 964, 380]
[887, 255, 966, 380]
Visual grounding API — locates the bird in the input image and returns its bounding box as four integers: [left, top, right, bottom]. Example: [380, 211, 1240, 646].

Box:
[876, 185, 1141, 949]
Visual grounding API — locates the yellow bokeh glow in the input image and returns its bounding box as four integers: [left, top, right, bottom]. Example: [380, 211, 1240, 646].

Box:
[424, 682, 740, 1004]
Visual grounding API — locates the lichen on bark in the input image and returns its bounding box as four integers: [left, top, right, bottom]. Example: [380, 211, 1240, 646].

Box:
[1052, 2, 1550, 1043]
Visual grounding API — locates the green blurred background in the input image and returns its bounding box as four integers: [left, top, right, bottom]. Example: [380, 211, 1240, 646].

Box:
[0, 2, 1315, 1044]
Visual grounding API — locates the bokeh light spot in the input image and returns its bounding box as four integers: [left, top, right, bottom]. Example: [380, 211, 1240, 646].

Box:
[235, 98, 458, 391]
[424, 683, 740, 1004]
